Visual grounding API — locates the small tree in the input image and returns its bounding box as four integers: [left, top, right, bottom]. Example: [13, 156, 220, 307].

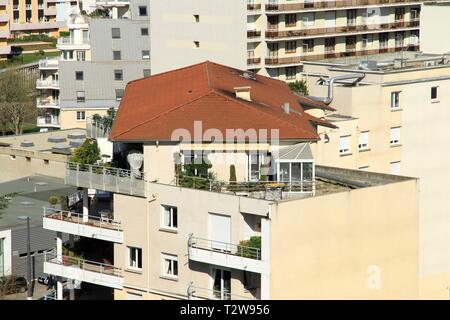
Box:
[48, 196, 58, 207]
[71, 139, 101, 165]
[288, 80, 309, 96]
[60, 195, 69, 211]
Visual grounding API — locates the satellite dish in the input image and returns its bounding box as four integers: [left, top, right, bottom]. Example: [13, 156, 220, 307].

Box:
[127, 150, 144, 178]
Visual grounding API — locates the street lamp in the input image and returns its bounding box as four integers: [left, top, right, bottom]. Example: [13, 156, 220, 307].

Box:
[17, 215, 32, 300]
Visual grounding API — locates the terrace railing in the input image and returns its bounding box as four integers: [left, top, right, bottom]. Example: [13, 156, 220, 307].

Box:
[188, 235, 261, 260]
[187, 282, 256, 300]
[65, 162, 146, 197]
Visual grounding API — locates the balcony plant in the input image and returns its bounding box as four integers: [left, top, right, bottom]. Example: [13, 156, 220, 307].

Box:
[288, 80, 309, 96]
[237, 236, 262, 260]
[48, 195, 58, 207]
[178, 157, 214, 190]
[71, 139, 101, 166]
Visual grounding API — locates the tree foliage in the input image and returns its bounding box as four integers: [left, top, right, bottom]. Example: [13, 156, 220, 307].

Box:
[92, 107, 116, 134]
[71, 139, 101, 165]
[0, 71, 37, 135]
[288, 80, 309, 96]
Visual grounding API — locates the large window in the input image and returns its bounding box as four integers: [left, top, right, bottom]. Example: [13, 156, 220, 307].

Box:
[161, 253, 178, 279]
[278, 162, 313, 183]
[390, 127, 401, 146]
[128, 247, 142, 270]
[285, 66, 296, 80]
[285, 41, 296, 53]
[161, 205, 178, 230]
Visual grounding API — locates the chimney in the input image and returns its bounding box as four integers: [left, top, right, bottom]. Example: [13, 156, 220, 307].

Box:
[282, 102, 290, 114]
[234, 86, 251, 101]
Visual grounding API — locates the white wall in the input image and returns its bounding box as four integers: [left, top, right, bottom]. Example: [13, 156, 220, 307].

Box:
[420, 4, 450, 54]
[0, 229, 12, 277]
[150, 0, 247, 74]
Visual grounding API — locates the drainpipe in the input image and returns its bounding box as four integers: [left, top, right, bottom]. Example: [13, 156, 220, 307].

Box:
[308, 73, 365, 105]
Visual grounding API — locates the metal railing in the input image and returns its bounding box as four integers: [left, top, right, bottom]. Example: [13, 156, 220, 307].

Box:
[57, 37, 89, 46]
[247, 57, 261, 65]
[39, 58, 59, 69]
[188, 235, 261, 260]
[37, 115, 60, 126]
[265, 0, 420, 12]
[44, 249, 122, 277]
[187, 282, 256, 300]
[43, 290, 57, 300]
[36, 97, 60, 107]
[65, 162, 146, 197]
[36, 79, 59, 88]
[67, 190, 83, 207]
[43, 207, 122, 231]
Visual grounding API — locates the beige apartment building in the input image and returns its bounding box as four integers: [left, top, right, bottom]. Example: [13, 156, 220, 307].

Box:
[37, 61, 421, 300]
[420, 0, 450, 54]
[0, 0, 9, 59]
[301, 51, 450, 299]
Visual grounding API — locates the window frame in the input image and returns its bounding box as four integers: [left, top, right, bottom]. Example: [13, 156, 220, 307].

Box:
[114, 69, 123, 81]
[111, 27, 121, 39]
[75, 71, 84, 81]
[76, 91, 85, 103]
[113, 50, 122, 61]
[138, 6, 147, 16]
[161, 253, 178, 279]
[141, 50, 150, 60]
[76, 111, 85, 121]
[390, 91, 401, 110]
[390, 127, 401, 146]
[127, 246, 142, 271]
[161, 205, 178, 231]
[358, 131, 369, 151]
[339, 135, 351, 155]
[431, 86, 439, 102]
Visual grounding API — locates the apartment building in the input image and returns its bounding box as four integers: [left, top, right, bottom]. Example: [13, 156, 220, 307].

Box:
[37, 0, 152, 131]
[420, 0, 450, 54]
[40, 61, 420, 300]
[301, 51, 450, 298]
[0, 0, 10, 59]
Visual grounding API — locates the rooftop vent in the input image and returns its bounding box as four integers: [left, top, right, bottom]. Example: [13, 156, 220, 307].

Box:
[69, 139, 85, 148]
[67, 131, 86, 139]
[241, 71, 256, 81]
[48, 136, 66, 143]
[234, 86, 251, 101]
[20, 140, 34, 148]
[51, 144, 71, 155]
[359, 60, 378, 71]
[281, 103, 290, 114]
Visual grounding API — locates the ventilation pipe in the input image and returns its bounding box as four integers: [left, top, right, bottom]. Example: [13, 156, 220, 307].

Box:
[308, 73, 365, 105]
[234, 86, 251, 101]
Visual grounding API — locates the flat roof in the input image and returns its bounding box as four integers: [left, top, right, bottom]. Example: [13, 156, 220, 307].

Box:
[0, 175, 77, 230]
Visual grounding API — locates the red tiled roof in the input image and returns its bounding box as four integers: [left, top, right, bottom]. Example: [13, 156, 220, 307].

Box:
[110, 61, 334, 142]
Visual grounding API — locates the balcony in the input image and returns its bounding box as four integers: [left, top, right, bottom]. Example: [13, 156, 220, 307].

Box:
[187, 283, 256, 300]
[36, 97, 60, 108]
[39, 58, 60, 70]
[247, 30, 261, 39]
[247, 57, 261, 66]
[247, 3, 262, 11]
[37, 115, 60, 127]
[65, 163, 146, 197]
[57, 37, 90, 49]
[43, 207, 123, 243]
[265, 19, 420, 40]
[188, 235, 264, 273]
[265, 0, 420, 12]
[43, 249, 123, 289]
[96, 0, 130, 7]
[36, 79, 59, 89]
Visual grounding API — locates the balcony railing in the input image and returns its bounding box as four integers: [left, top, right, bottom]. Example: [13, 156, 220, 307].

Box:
[39, 58, 59, 69]
[265, 0, 419, 12]
[247, 57, 261, 65]
[57, 37, 89, 46]
[247, 3, 262, 11]
[36, 79, 59, 88]
[43, 207, 122, 231]
[65, 162, 146, 197]
[37, 115, 60, 126]
[37, 97, 60, 107]
[247, 30, 261, 38]
[265, 19, 419, 39]
[187, 283, 256, 300]
[189, 235, 261, 260]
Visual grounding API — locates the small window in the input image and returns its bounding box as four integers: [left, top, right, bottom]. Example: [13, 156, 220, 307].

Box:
[161, 205, 178, 230]
[76, 91, 85, 103]
[390, 161, 401, 175]
[339, 135, 351, 154]
[390, 127, 401, 146]
[161, 253, 178, 279]
[111, 27, 121, 39]
[138, 6, 147, 16]
[75, 71, 83, 80]
[114, 69, 123, 81]
[141, 27, 149, 36]
[143, 69, 151, 77]
[142, 50, 150, 60]
[128, 247, 142, 270]
[194, 41, 200, 48]
[113, 50, 121, 60]
[391, 91, 400, 110]
[431, 86, 439, 101]
[193, 14, 200, 22]
[76, 111, 85, 120]
[115, 89, 124, 101]
[358, 131, 369, 150]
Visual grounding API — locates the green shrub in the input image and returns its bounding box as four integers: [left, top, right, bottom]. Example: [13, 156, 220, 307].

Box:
[288, 79, 309, 96]
[71, 139, 101, 165]
[60, 195, 69, 211]
[229, 165, 237, 183]
[237, 236, 261, 259]
[48, 196, 58, 206]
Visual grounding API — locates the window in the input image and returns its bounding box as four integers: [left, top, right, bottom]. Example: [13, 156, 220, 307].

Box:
[390, 127, 401, 146]
[285, 66, 296, 80]
[75, 71, 83, 80]
[76, 51, 86, 61]
[113, 50, 121, 60]
[285, 40, 296, 53]
[143, 69, 151, 77]
[76, 91, 85, 103]
[390, 161, 401, 175]
[142, 50, 150, 60]
[138, 6, 147, 16]
[76, 111, 85, 120]
[114, 69, 123, 81]
[285, 14, 296, 27]
[347, 9, 357, 26]
[302, 12, 315, 27]
[161, 205, 178, 230]
[302, 39, 314, 53]
[193, 14, 200, 22]
[115, 89, 124, 101]
[111, 28, 121, 39]
[362, 34, 372, 48]
[194, 41, 200, 48]
[141, 28, 149, 36]
[339, 135, 351, 154]
[128, 247, 142, 270]
[161, 253, 178, 279]
[391, 91, 400, 110]
[358, 131, 369, 150]
[431, 86, 439, 102]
